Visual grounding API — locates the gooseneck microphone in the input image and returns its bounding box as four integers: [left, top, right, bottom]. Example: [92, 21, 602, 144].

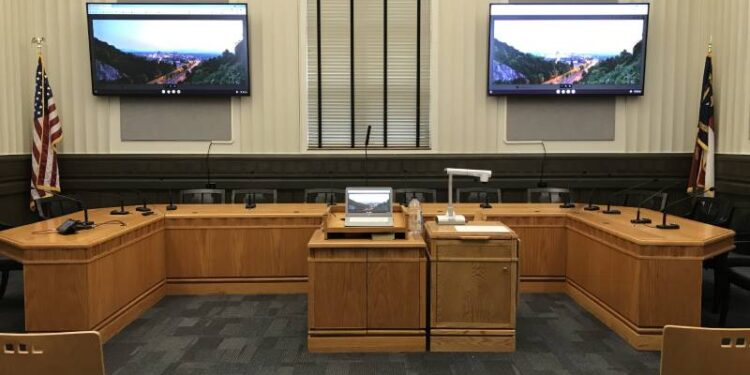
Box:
[205, 141, 216, 189]
[584, 187, 600, 211]
[111, 192, 129, 215]
[166, 189, 177, 211]
[245, 193, 256, 209]
[630, 181, 680, 224]
[364, 125, 372, 187]
[655, 187, 715, 230]
[135, 190, 152, 213]
[537, 141, 548, 188]
[51, 192, 94, 228]
[602, 178, 659, 215]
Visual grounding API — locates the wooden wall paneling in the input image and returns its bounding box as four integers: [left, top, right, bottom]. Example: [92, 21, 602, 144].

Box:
[308, 248, 367, 330]
[485, 215, 567, 278]
[366, 248, 424, 330]
[165, 229, 210, 278]
[87, 230, 166, 327]
[23, 263, 90, 332]
[637, 259, 703, 327]
[566, 228, 640, 325]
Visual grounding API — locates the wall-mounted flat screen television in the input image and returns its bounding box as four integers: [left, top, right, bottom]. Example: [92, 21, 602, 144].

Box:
[86, 3, 250, 96]
[488, 3, 649, 96]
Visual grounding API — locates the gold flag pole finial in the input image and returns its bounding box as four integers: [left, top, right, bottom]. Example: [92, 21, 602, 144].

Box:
[31, 36, 45, 56]
[708, 35, 713, 55]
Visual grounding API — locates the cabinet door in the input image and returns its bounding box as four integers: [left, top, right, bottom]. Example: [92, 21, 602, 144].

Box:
[433, 260, 515, 329]
[367, 248, 423, 329]
[309, 249, 367, 330]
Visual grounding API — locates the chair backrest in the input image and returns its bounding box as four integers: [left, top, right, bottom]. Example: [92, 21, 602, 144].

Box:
[180, 189, 226, 204]
[526, 188, 570, 204]
[688, 197, 734, 227]
[0, 331, 105, 375]
[660, 325, 750, 375]
[728, 202, 750, 255]
[34, 196, 80, 220]
[622, 190, 669, 211]
[456, 188, 502, 204]
[394, 188, 437, 205]
[230, 189, 278, 204]
[304, 189, 345, 204]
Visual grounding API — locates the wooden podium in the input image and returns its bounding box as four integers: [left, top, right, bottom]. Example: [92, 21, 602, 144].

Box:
[425, 221, 520, 352]
[307, 206, 427, 352]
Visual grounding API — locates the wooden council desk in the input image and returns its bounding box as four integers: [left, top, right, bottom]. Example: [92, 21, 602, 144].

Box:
[0, 203, 734, 351]
[420, 203, 735, 350]
[0, 204, 326, 342]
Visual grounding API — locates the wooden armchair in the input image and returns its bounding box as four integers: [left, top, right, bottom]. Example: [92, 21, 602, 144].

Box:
[661, 325, 750, 375]
[0, 331, 105, 375]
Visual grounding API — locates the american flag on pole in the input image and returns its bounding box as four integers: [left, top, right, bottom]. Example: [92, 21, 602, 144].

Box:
[687, 51, 715, 197]
[30, 55, 63, 208]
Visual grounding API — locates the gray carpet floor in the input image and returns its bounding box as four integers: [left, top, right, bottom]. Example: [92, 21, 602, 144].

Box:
[1, 269, 749, 375]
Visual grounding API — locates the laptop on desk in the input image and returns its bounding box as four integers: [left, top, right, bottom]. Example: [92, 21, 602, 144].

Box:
[345, 187, 394, 227]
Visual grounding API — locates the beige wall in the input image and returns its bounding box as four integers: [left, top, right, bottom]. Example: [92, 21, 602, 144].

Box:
[0, 0, 748, 155]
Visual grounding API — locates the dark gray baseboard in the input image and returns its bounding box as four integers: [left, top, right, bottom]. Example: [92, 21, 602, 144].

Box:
[1, 153, 747, 227]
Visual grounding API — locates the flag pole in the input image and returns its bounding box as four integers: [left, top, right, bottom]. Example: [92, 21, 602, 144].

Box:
[31, 36, 46, 196]
[708, 35, 713, 56]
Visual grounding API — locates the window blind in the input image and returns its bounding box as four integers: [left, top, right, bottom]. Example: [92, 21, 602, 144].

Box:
[308, 0, 430, 149]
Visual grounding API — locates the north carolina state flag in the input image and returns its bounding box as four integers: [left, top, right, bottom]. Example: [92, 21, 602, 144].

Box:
[688, 54, 715, 197]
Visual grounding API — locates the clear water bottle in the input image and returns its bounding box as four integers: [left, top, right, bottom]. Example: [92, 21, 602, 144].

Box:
[407, 198, 423, 236]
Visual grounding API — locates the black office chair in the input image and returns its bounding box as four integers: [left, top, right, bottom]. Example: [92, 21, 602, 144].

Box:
[34, 195, 80, 220]
[0, 222, 22, 300]
[394, 188, 437, 206]
[180, 189, 226, 204]
[456, 187, 502, 204]
[230, 189, 278, 204]
[526, 188, 571, 204]
[718, 202, 750, 326]
[685, 197, 735, 315]
[622, 190, 669, 211]
[304, 189, 345, 205]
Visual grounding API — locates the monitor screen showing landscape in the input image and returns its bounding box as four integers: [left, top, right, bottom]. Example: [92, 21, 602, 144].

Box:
[347, 191, 392, 215]
[86, 3, 250, 96]
[488, 4, 649, 96]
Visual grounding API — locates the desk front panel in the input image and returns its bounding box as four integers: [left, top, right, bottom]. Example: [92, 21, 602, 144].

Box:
[166, 216, 321, 279]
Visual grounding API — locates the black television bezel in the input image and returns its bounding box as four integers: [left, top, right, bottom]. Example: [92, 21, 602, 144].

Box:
[486, 2, 650, 97]
[85, 2, 251, 97]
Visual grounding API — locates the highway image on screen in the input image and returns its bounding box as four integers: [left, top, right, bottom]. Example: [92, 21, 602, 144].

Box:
[490, 19, 645, 87]
[91, 19, 247, 86]
[347, 193, 391, 214]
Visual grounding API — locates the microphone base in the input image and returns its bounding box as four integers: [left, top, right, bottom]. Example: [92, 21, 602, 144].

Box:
[583, 205, 600, 211]
[245, 203, 256, 210]
[166, 204, 177, 211]
[559, 203, 576, 208]
[480, 203, 492, 209]
[78, 221, 95, 230]
[136, 206, 152, 213]
[602, 209, 621, 215]
[110, 209, 130, 216]
[630, 217, 652, 224]
[657, 223, 680, 230]
[205, 183, 217, 189]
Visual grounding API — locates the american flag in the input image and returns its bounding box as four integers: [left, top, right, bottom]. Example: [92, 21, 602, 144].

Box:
[30, 56, 62, 208]
[687, 53, 715, 197]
